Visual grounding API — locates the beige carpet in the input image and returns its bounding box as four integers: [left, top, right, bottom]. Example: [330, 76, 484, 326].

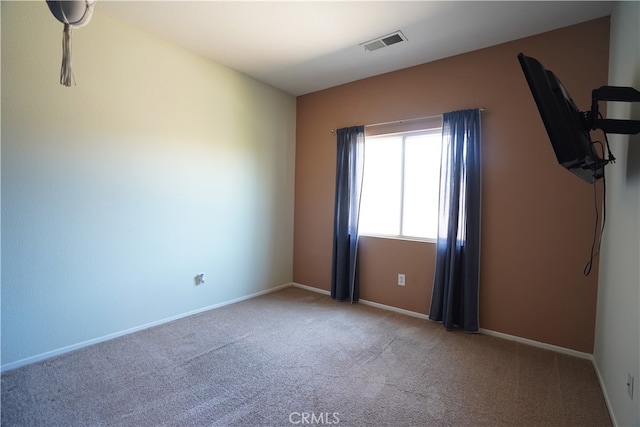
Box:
[1, 286, 612, 426]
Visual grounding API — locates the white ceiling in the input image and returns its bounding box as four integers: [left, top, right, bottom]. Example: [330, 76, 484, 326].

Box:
[97, 1, 614, 96]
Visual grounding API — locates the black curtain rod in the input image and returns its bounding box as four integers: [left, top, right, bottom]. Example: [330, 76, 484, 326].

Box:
[330, 108, 486, 133]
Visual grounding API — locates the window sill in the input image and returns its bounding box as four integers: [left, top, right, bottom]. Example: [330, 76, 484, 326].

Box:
[359, 233, 437, 244]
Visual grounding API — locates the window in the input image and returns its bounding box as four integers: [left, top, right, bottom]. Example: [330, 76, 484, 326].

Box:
[358, 128, 442, 240]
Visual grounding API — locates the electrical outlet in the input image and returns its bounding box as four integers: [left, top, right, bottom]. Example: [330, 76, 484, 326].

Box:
[627, 374, 634, 400]
[194, 273, 205, 286]
[398, 273, 405, 287]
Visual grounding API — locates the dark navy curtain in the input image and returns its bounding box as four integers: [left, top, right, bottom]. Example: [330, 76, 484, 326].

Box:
[331, 126, 365, 302]
[429, 109, 481, 332]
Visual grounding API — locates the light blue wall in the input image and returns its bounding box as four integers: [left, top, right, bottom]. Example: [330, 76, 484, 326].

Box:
[593, 2, 640, 426]
[1, 2, 296, 368]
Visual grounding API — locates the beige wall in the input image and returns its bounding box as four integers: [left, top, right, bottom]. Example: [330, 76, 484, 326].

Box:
[593, 2, 640, 426]
[1, 2, 296, 368]
[294, 18, 609, 353]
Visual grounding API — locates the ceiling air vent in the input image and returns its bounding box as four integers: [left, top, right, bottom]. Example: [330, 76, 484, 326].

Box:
[361, 31, 407, 52]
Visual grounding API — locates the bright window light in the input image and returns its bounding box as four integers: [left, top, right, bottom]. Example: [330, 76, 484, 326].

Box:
[359, 129, 442, 240]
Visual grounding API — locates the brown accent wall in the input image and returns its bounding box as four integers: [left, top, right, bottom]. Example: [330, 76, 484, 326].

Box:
[293, 18, 610, 353]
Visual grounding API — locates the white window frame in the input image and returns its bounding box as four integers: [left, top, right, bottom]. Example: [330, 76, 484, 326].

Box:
[358, 127, 442, 243]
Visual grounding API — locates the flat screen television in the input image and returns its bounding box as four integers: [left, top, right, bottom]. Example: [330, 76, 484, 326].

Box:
[517, 53, 608, 183]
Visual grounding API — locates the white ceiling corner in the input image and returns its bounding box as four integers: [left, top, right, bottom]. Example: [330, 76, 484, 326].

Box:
[97, 1, 615, 96]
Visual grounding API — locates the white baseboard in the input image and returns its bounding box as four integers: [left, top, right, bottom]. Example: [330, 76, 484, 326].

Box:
[291, 282, 331, 295]
[291, 282, 429, 319]
[358, 299, 430, 320]
[1, 283, 292, 372]
[478, 328, 593, 360]
[590, 357, 618, 427]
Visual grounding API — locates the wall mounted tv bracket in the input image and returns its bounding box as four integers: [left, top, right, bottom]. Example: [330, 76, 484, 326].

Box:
[588, 86, 640, 135]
